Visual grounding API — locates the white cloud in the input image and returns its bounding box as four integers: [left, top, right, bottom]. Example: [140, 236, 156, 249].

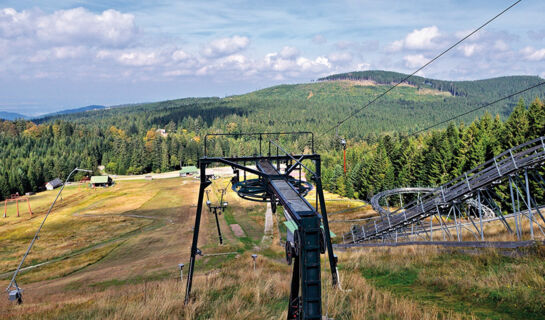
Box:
[264, 52, 293, 72]
[454, 29, 482, 41]
[356, 63, 371, 71]
[29, 46, 87, 62]
[118, 51, 159, 66]
[279, 46, 299, 59]
[328, 52, 352, 63]
[404, 54, 428, 68]
[187, 46, 334, 80]
[97, 49, 163, 66]
[459, 44, 481, 57]
[0, 8, 137, 47]
[172, 50, 190, 61]
[405, 26, 440, 49]
[202, 35, 249, 58]
[388, 40, 404, 52]
[521, 46, 545, 61]
[389, 26, 441, 51]
[0, 8, 32, 38]
[494, 40, 509, 51]
[296, 56, 331, 72]
[163, 69, 192, 77]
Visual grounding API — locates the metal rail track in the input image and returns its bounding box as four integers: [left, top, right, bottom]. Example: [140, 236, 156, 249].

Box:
[346, 136, 545, 243]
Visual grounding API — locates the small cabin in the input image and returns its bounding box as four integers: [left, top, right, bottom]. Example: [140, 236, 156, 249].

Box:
[156, 129, 168, 137]
[46, 178, 63, 191]
[180, 166, 198, 177]
[90, 175, 113, 187]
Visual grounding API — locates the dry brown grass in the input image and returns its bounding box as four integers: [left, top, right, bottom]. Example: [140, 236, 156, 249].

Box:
[2, 252, 473, 320]
[2, 177, 544, 319]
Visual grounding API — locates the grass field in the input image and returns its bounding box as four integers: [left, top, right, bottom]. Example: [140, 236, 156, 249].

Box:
[1, 177, 544, 319]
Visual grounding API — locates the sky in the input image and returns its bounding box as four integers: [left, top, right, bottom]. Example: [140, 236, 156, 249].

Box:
[1, 0, 545, 115]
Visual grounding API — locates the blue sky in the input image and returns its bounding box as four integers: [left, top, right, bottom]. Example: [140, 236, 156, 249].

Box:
[1, 0, 544, 115]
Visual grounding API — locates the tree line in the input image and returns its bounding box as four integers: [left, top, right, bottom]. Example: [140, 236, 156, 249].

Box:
[320, 98, 545, 201]
[1, 70, 545, 201]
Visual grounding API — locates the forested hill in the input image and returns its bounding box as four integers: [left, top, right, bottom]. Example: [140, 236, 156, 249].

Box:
[1, 71, 545, 200]
[36, 105, 107, 120]
[0, 111, 28, 121]
[318, 70, 543, 98]
[39, 71, 545, 143]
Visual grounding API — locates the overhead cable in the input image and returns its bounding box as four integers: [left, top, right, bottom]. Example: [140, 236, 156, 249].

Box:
[324, 0, 523, 135]
[409, 80, 545, 136]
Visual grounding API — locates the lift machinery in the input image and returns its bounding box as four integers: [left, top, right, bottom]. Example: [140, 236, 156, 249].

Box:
[184, 132, 338, 320]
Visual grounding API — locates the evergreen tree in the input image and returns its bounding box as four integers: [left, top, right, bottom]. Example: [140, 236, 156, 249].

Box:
[502, 99, 529, 148]
[528, 97, 545, 139]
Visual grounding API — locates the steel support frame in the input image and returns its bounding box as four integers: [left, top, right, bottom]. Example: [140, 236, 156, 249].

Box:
[184, 164, 210, 305]
[184, 153, 336, 320]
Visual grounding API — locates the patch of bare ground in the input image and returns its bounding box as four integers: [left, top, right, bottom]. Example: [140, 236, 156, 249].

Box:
[417, 87, 452, 96]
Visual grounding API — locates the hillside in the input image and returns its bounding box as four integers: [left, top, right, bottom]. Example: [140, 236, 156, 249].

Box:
[36, 105, 107, 120]
[41, 71, 545, 141]
[1, 71, 545, 201]
[319, 70, 543, 98]
[0, 111, 28, 121]
[1, 177, 543, 319]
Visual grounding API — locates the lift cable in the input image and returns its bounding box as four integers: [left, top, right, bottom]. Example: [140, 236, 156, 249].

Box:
[409, 79, 545, 136]
[322, 0, 522, 136]
[6, 168, 92, 303]
[353, 79, 545, 220]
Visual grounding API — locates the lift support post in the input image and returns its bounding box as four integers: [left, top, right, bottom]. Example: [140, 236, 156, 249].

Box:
[184, 132, 337, 320]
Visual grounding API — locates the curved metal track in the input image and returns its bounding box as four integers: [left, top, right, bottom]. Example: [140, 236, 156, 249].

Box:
[370, 187, 434, 217]
[371, 188, 496, 219]
[346, 136, 545, 243]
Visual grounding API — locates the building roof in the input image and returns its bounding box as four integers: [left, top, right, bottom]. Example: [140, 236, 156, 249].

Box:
[91, 176, 110, 184]
[283, 220, 336, 238]
[180, 166, 198, 174]
[47, 178, 63, 188]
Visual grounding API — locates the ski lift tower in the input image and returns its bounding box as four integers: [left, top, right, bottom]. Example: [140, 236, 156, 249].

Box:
[184, 132, 338, 320]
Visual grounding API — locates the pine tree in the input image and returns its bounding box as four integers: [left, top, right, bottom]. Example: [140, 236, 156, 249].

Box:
[502, 99, 529, 148]
[528, 97, 545, 139]
[0, 173, 10, 200]
[161, 138, 170, 172]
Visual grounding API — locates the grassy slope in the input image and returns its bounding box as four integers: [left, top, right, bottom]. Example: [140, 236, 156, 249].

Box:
[1, 178, 544, 319]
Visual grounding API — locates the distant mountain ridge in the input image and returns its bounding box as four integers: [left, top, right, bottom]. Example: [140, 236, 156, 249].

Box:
[37, 105, 107, 119]
[1, 105, 108, 121]
[5, 70, 545, 143]
[0, 111, 29, 120]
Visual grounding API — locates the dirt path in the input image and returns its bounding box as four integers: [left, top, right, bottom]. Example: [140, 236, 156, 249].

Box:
[230, 224, 245, 237]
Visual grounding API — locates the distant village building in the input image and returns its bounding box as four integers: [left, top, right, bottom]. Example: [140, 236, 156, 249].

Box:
[90, 176, 113, 187]
[46, 178, 63, 190]
[180, 166, 198, 177]
[79, 176, 90, 183]
[156, 129, 168, 137]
